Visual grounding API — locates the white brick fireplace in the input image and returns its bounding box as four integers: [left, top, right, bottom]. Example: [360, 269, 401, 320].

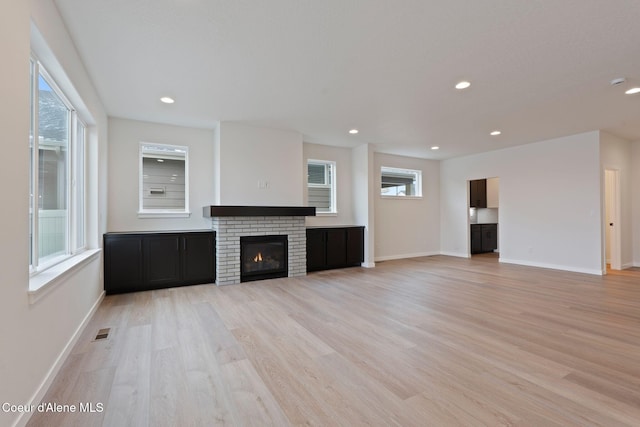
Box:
[205, 206, 315, 285]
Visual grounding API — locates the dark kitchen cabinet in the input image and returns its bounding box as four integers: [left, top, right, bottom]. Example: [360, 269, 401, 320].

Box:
[481, 224, 498, 253]
[470, 225, 483, 255]
[306, 226, 364, 272]
[104, 230, 215, 294]
[470, 223, 498, 254]
[470, 179, 487, 208]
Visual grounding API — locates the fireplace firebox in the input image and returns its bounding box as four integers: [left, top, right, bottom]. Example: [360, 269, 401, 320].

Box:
[240, 235, 288, 282]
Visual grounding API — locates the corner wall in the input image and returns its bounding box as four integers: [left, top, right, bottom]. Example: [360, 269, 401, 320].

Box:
[374, 153, 441, 260]
[352, 144, 376, 267]
[440, 131, 603, 274]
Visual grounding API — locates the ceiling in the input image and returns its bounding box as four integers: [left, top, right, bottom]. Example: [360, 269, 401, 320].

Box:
[53, 0, 640, 160]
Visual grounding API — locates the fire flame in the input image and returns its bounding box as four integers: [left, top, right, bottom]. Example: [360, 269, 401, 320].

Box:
[253, 252, 263, 262]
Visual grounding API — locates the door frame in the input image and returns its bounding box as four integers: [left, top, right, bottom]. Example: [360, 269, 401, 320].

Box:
[604, 168, 621, 271]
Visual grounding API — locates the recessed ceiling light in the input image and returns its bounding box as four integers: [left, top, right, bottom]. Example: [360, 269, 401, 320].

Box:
[160, 96, 175, 104]
[431, 146, 440, 150]
[455, 81, 471, 90]
[348, 129, 359, 134]
[490, 130, 501, 136]
[157, 159, 164, 162]
[625, 87, 640, 95]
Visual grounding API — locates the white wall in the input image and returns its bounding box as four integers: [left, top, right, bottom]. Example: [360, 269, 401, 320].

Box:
[1, 2, 108, 426]
[441, 131, 603, 274]
[217, 122, 303, 206]
[108, 117, 215, 231]
[374, 153, 441, 261]
[212, 123, 221, 204]
[352, 144, 376, 267]
[632, 141, 640, 267]
[599, 132, 633, 269]
[303, 143, 355, 226]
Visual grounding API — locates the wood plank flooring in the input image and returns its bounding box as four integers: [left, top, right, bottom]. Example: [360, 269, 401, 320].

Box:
[27, 255, 640, 426]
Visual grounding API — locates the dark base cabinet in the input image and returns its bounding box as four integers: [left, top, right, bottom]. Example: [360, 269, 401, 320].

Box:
[306, 226, 364, 272]
[470, 224, 498, 254]
[104, 231, 215, 294]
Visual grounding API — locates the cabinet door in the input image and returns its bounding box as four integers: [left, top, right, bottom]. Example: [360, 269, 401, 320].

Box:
[144, 234, 181, 287]
[481, 224, 498, 252]
[182, 232, 215, 284]
[306, 229, 326, 271]
[346, 227, 364, 266]
[104, 235, 143, 294]
[325, 229, 347, 267]
[470, 179, 487, 208]
[470, 225, 482, 254]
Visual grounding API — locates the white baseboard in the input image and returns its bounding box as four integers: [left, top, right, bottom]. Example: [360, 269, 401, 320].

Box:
[499, 258, 603, 276]
[622, 262, 635, 269]
[361, 261, 376, 268]
[439, 251, 470, 259]
[375, 251, 440, 262]
[15, 291, 105, 427]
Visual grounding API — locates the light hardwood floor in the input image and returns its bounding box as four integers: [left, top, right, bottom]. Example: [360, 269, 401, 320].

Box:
[27, 256, 640, 426]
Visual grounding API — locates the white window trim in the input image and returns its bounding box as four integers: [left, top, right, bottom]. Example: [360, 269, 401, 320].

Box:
[138, 142, 191, 218]
[380, 195, 424, 200]
[307, 159, 337, 214]
[380, 166, 423, 198]
[29, 249, 101, 304]
[30, 56, 89, 276]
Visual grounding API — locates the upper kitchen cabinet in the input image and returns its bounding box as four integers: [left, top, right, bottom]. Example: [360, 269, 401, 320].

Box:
[469, 179, 487, 208]
[486, 177, 499, 208]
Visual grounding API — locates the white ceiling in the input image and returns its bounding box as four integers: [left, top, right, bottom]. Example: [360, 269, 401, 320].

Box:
[53, 0, 640, 159]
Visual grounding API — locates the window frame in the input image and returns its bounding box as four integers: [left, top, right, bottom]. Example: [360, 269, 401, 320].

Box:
[138, 142, 191, 218]
[380, 166, 423, 198]
[29, 56, 87, 274]
[307, 159, 337, 214]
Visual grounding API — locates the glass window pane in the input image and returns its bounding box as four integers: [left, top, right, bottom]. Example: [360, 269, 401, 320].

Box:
[307, 163, 326, 185]
[140, 143, 188, 211]
[381, 167, 422, 197]
[38, 72, 69, 261]
[307, 160, 336, 213]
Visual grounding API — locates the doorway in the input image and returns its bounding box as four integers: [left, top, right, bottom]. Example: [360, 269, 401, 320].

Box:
[604, 169, 621, 271]
[469, 177, 500, 258]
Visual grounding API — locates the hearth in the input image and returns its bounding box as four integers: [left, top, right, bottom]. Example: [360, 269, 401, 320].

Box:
[240, 235, 288, 282]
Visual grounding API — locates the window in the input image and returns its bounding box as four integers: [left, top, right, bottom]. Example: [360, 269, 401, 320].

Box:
[307, 160, 336, 213]
[139, 143, 189, 216]
[380, 166, 422, 197]
[29, 58, 87, 271]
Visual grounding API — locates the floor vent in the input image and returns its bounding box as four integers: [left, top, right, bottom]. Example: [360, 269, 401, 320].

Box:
[94, 328, 111, 341]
